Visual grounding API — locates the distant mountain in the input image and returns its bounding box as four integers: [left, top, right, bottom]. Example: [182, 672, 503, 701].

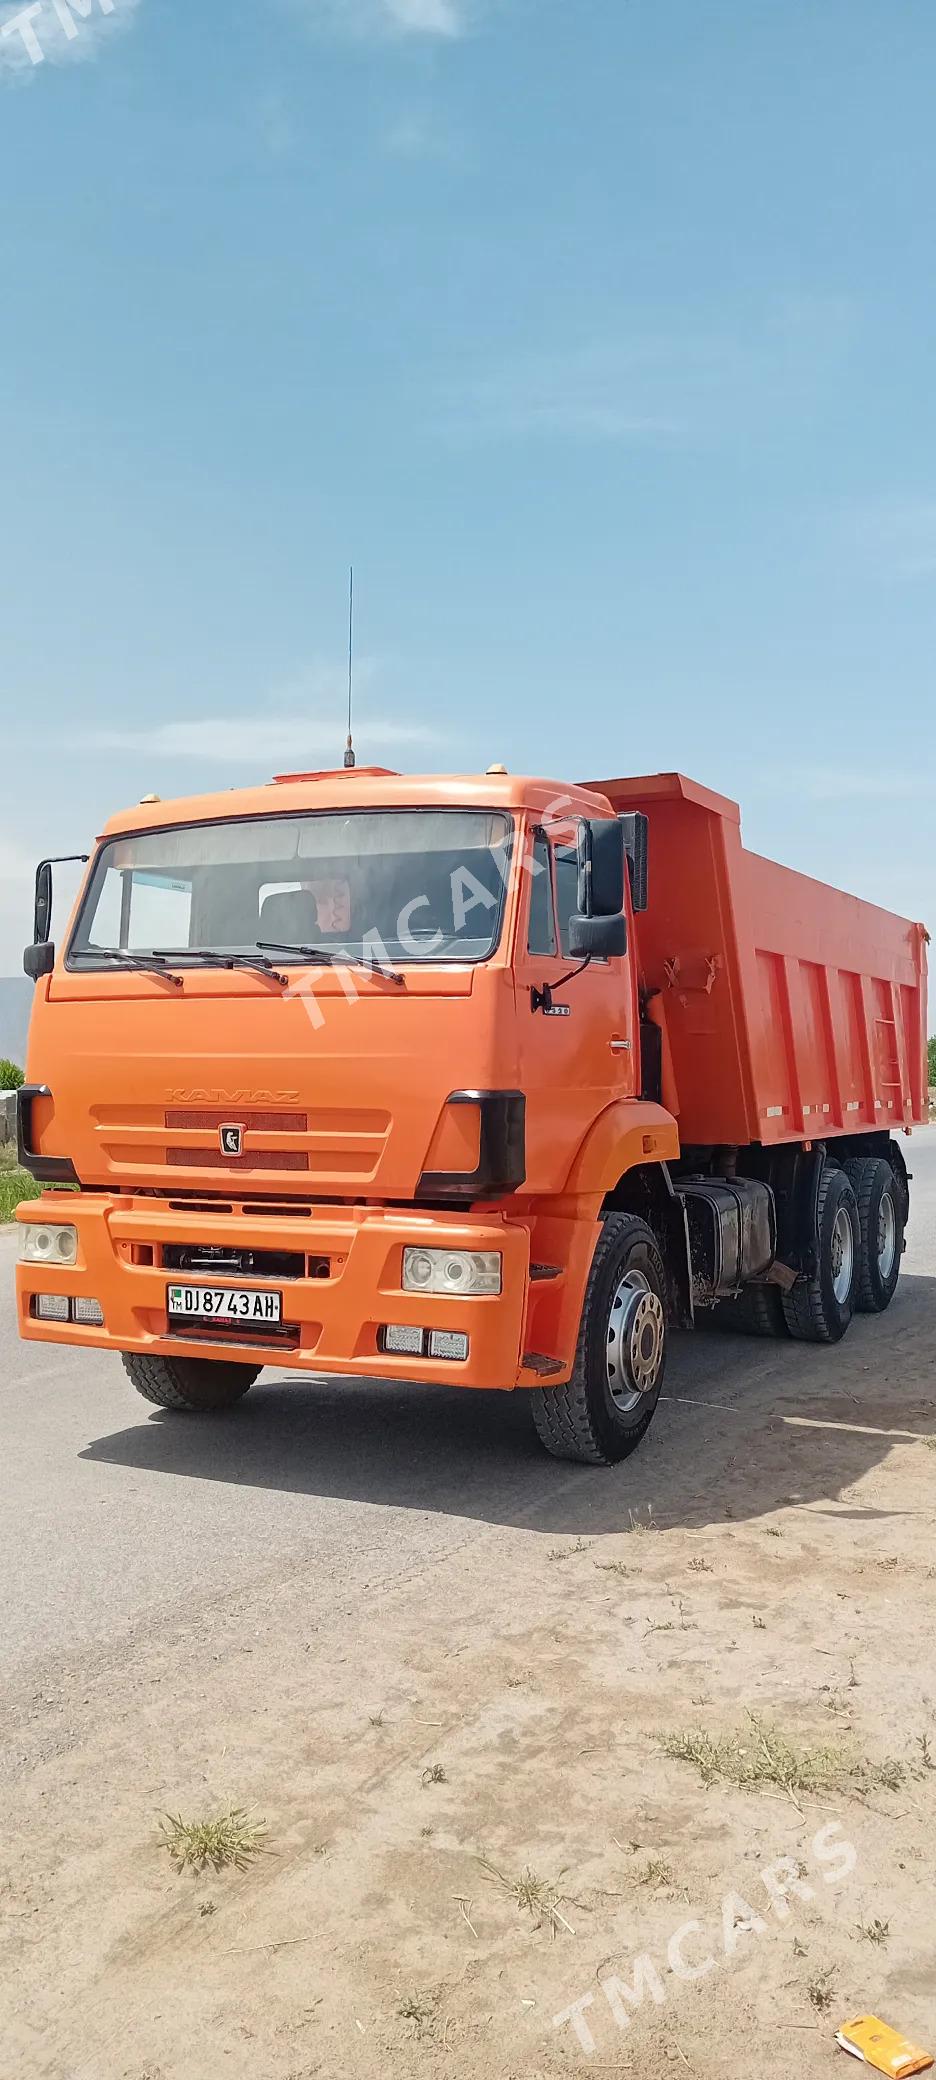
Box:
[0, 977, 32, 1072]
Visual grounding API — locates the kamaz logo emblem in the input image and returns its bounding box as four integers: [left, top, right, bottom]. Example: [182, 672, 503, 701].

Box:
[219, 1124, 244, 1157]
[166, 1088, 300, 1103]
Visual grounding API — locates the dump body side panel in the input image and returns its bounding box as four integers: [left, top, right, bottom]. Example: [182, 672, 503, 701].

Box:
[588, 773, 928, 1148]
[739, 849, 927, 1142]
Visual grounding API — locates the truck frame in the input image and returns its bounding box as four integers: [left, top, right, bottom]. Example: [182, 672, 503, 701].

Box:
[15, 766, 928, 1466]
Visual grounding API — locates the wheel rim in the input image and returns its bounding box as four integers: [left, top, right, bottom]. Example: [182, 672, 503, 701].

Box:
[877, 1190, 897, 1281]
[830, 1205, 855, 1306]
[606, 1269, 666, 1414]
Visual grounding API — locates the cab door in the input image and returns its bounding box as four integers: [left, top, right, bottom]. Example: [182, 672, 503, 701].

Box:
[514, 823, 638, 1195]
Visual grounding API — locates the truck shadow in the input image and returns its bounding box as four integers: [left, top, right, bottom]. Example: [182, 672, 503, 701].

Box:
[81, 1273, 936, 1538]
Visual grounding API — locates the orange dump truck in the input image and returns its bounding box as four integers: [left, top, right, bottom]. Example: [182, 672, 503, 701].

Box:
[15, 767, 928, 1466]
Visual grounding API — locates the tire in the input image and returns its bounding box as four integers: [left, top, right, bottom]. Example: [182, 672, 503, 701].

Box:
[121, 1352, 261, 1411]
[781, 1165, 860, 1344]
[531, 1214, 667, 1466]
[712, 1284, 790, 1338]
[842, 1156, 904, 1313]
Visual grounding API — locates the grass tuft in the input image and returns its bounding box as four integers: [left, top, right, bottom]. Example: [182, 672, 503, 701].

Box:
[547, 1539, 590, 1562]
[806, 1967, 836, 2012]
[0, 1145, 42, 1223]
[158, 1807, 268, 1873]
[636, 1855, 673, 1888]
[479, 1857, 576, 1937]
[660, 1714, 904, 1802]
[397, 1993, 436, 2039]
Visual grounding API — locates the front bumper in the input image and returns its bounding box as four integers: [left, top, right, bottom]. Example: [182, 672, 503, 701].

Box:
[15, 1194, 532, 1389]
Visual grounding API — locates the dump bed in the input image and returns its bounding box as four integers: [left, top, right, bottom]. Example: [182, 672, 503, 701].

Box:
[590, 772, 929, 1149]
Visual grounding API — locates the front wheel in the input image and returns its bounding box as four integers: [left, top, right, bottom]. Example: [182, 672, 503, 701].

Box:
[122, 1352, 261, 1411]
[531, 1214, 667, 1465]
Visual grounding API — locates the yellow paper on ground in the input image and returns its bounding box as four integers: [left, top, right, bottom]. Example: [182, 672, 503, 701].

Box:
[836, 2016, 934, 2078]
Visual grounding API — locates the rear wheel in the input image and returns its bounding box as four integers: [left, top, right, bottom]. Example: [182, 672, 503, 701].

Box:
[843, 1156, 904, 1313]
[122, 1352, 260, 1411]
[782, 1164, 859, 1344]
[531, 1214, 667, 1465]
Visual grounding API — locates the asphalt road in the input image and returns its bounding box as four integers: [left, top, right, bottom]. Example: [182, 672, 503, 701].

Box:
[3, 1132, 934, 1697]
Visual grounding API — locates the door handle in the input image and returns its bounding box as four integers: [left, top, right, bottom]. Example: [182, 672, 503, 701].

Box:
[609, 1036, 632, 1054]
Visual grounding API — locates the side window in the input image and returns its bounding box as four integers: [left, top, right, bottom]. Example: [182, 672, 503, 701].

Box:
[526, 833, 557, 956]
[555, 843, 579, 959]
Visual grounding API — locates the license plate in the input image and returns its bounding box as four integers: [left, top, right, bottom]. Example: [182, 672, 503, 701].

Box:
[167, 1284, 283, 1325]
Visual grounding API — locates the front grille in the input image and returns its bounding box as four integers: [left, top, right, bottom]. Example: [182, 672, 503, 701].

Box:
[165, 1109, 308, 1133]
[166, 1148, 309, 1172]
[162, 1243, 309, 1281]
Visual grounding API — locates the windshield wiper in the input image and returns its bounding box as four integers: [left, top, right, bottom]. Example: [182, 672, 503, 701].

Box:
[153, 948, 288, 986]
[257, 940, 404, 985]
[77, 950, 183, 988]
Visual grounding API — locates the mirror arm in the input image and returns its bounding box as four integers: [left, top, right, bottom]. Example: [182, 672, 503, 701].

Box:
[531, 956, 592, 1015]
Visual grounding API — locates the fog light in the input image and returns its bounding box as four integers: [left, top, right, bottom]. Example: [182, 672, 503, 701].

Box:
[381, 1324, 426, 1356]
[35, 1294, 70, 1323]
[428, 1330, 469, 1362]
[72, 1297, 105, 1327]
[402, 1248, 501, 1297]
[21, 1223, 78, 1266]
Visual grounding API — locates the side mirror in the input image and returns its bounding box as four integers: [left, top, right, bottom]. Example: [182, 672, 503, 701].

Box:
[34, 860, 53, 944]
[24, 850, 89, 982]
[571, 819, 627, 957]
[568, 911, 628, 960]
[24, 941, 55, 981]
[618, 812, 649, 912]
[577, 819, 626, 918]
[25, 860, 55, 982]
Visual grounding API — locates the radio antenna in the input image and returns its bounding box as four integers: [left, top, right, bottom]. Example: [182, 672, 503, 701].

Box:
[344, 564, 356, 769]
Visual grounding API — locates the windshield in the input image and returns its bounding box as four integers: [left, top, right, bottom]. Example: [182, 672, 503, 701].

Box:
[69, 809, 514, 969]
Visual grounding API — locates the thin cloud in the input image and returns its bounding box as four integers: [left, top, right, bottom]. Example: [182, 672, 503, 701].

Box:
[386, 0, 461, 31]
[440, 296, 862, 447]
[85, 716, 443, 763]
[292, 0, 464, 43]
[444, 341, 686, 443]
[0, 0, 141, 75]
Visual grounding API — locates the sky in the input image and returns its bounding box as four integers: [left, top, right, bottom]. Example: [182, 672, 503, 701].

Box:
[1, 0, 934, 992]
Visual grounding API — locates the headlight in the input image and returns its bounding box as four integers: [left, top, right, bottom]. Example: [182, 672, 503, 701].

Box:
[402, 1247, 502, 1296]
[20, 1223, 78, 1266]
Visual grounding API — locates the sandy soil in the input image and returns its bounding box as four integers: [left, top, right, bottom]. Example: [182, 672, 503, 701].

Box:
[2, 1172, 935, 2080]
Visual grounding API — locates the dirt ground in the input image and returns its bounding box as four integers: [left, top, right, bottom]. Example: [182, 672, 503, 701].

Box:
[2, 1161, 935, 2080]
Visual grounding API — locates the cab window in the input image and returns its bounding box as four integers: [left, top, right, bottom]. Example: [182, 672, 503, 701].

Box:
[526, 833, 557, 956]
